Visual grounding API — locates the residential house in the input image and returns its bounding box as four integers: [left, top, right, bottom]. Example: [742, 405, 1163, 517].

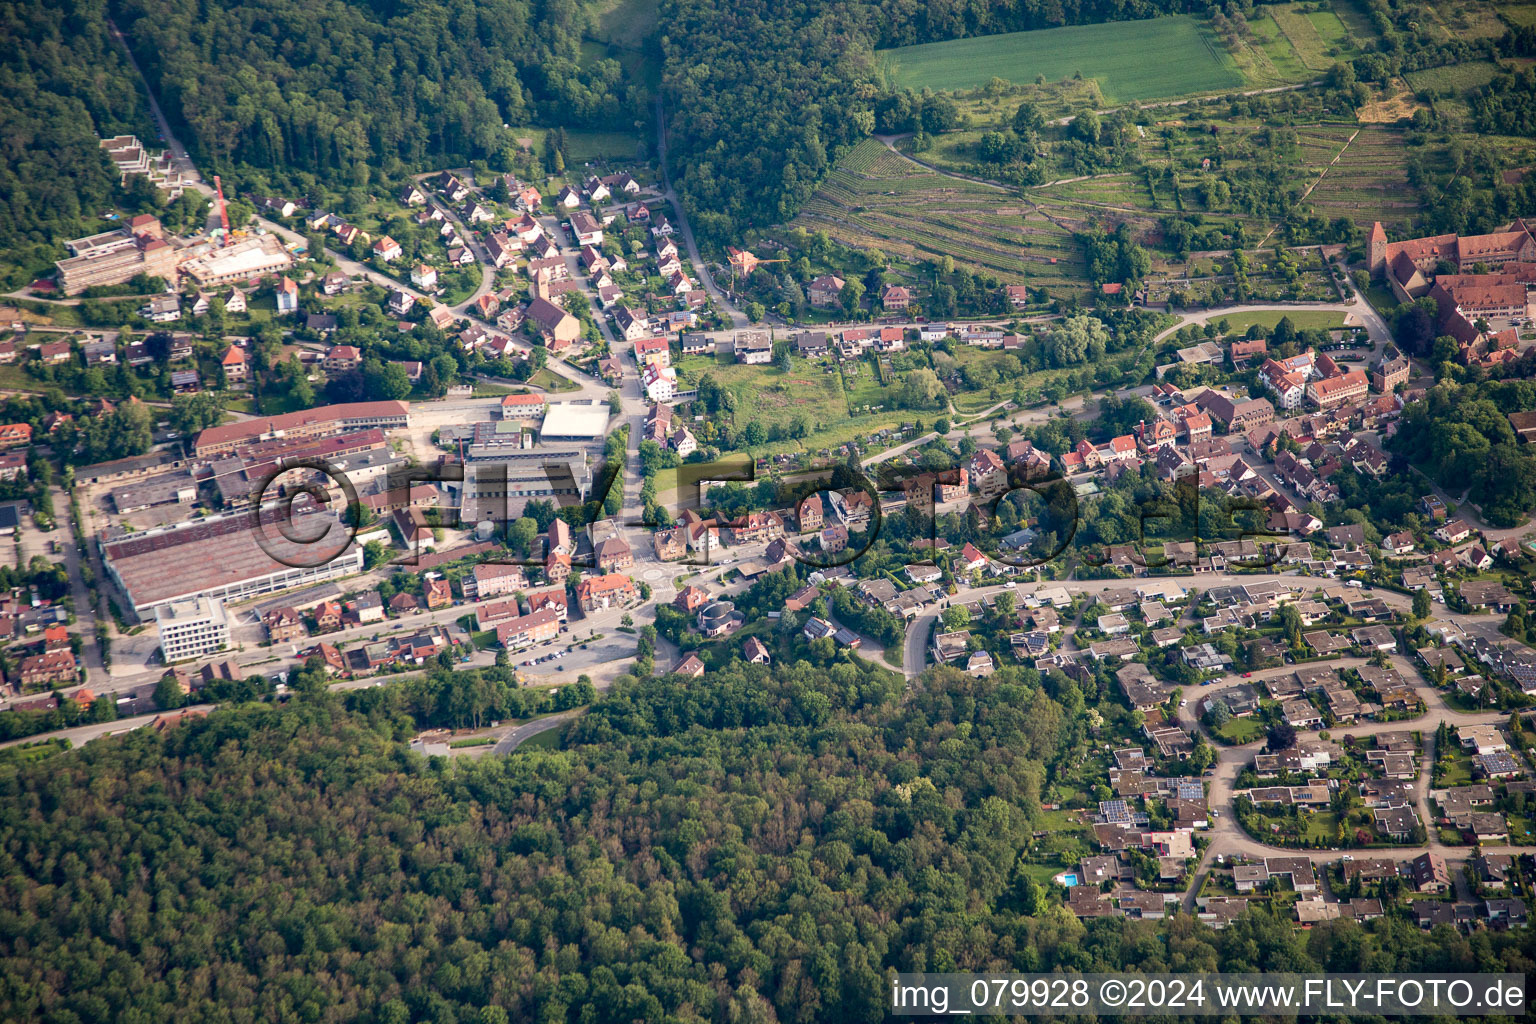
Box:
[575, 573, 638, 612]
[879, 283, 911, 310]
[808, 275, 846, 307]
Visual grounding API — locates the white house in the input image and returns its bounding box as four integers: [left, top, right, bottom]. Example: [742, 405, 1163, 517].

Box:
[275, 278, 299, 313]
[642, 363, 677, 403]
[372, 236, 403, 262]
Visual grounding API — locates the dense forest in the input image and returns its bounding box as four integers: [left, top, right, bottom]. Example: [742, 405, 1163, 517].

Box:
[866, 0, 1235, 47]
[4, 667, 1536, 1023]
[111, 0, 643, 187]
[0, 0, 150, 264]
[1389, 377, 1536, 528]
[1471, 68, 1536, 139]
[657, 0, 875, 241]
[654, 0, 1223, 241]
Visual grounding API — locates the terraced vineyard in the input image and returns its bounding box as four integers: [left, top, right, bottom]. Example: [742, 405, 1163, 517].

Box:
[792, 140, 1088, 288]
[1300, 127, 1421, 232]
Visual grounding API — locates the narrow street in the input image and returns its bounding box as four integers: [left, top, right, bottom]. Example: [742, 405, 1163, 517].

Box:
[890, 569, 1528, 906]
[55, 487, 104, 681]
[654, 97, 743, 329]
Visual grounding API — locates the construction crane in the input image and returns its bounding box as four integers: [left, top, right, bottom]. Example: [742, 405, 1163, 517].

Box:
[213, 174, 231, 246]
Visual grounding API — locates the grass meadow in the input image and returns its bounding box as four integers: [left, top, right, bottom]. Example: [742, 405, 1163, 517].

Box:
[879, 16, 1245, 103]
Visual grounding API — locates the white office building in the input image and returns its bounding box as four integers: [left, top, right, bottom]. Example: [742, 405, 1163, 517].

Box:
[156, 596, 231, 664]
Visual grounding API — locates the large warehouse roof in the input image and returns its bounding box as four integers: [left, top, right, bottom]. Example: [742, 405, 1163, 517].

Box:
[104, 506, 357, 611]
[540, 403, 610, 439]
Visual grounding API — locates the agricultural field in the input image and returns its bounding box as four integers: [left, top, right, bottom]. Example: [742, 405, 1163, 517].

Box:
[1424, 0, 1511, 39]
[1404, 60, 1503, 98]
[1268, 3, 1356, 71]
[1331, 0, 1384, 44]
[791, 140, 1088, 290]
[878, 16, 1245, 103]
[1124, 118, 1420, 238]
[1224, 12, 1322, 87]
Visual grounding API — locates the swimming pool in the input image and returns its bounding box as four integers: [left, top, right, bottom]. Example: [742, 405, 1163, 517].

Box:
[1060, 873, 1078, 887]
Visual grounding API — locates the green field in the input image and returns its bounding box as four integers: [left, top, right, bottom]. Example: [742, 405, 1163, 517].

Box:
[1227, 13, 1318, 87]
[674, 353, 850, 435]
[1212, 309, 1350, 333]
[879, 16, 1245, 103]
[563, 129, 642, 163]
[511, 125, 642, 165]
[1404, 60, 1503, 97]
[1333, 0, 1383, 44]
[530, 368, 580, 392]
[652, 451, 753, 504]
[1269, 3, 1354, 70]
[588, 0, 660, 47]
[516, 729, 563, 751]
[1214, 716, 1266, 744]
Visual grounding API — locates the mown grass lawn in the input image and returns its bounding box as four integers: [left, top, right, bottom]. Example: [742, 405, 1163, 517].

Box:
[530, 368, 580, 392]
[1436, 748, 1475, 787]
[1211, 309, 1350, 334]
[1214, 716, 1266, 744]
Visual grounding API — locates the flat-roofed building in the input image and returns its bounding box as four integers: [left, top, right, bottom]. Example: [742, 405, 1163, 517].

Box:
[180, 235, 295, 287]
[540, 403, 610, 440]
[460, 457, 589, 522]
[103, 505, 363, 619]
[155, 596, 230, 663]
[193, 401, 410, 456]
[56, 229, 180, 294]
[110, 471, 199, 513]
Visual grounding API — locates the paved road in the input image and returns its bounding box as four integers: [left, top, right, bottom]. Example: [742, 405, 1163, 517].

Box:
[109, 19, 463, 313]
[490, 709, 580, 754]
[0, 712, 166, 750]
[419, 187, 495, 314]
[51, 486, 106, 680]
[904, 608, 939, 678]
[655, 97, 743, 329]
